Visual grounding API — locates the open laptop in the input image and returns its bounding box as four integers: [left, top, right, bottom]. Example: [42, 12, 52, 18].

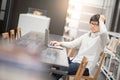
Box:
[45, 29, 64, 50]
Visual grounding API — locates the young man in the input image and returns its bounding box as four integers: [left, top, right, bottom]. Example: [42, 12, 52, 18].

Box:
[50, 14, 109, 80]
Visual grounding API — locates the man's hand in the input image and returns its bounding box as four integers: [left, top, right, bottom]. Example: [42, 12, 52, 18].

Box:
[91, 26, 100, 33]
[99, 15, 105, 22]
[50, 41, 62, 46]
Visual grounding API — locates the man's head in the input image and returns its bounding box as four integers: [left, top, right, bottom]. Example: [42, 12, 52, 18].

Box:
[89, 14, 100, 24]
[89, 14, 100, 33]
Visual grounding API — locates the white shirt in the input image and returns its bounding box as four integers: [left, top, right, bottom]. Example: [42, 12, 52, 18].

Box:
[61, 21, 109, 73]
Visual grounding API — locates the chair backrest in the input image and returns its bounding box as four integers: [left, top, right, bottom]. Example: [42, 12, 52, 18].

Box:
[80, 52, 105, 80]
[66, 47, 76, 57]
[94, 52, 105, 79]
[10, 29, 15, 41]
[2, 32, 9, 39]
[2, 32, 10, 45]
[74, 56, 88, 80]
[16, 27, 21, 39]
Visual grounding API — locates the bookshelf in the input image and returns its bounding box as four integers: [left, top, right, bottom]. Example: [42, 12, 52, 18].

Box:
[102, 32, 120, 80]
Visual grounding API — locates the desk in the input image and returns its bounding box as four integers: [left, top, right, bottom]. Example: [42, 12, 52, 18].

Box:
[14, 31, 69, 68]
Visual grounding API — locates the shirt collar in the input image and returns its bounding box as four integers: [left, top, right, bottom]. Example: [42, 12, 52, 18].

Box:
[90, 32, 99, 38]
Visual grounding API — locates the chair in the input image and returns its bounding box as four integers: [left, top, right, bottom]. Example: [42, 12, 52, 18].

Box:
[80, 52, 105, 80]
[2, 32, 9, 39]
[67, 56, 88, 80]
[16, 27, 21, 39]
[65, 38, 76, 58]
[1, 32, 10, 44]
[10, 29, 15, 41]
[66, 47, 76, 57]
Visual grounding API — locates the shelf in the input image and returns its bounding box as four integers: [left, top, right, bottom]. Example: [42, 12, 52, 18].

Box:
[103, 46, 120, 80]
[64, 26, 89, 32]
[102, 66, 116, 80]
[104, 47, 120, 62]
[108, 31, 120, 38]
[104, 47, 115, 56]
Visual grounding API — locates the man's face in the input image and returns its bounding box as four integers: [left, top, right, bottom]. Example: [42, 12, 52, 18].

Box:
[90, 21, 100, 33]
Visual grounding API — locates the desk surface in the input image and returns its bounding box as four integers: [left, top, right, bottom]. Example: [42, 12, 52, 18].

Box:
[14, 31, 69, 68]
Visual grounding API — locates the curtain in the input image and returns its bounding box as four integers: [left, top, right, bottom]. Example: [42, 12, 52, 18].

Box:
[110, 0, 120, 32]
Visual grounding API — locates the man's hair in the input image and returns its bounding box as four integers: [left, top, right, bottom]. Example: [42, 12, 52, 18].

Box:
[89, 14, 100, 24]
[89, 14, 106, 24]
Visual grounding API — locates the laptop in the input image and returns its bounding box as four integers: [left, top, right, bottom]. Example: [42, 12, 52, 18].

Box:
[45, 29, 64, 50]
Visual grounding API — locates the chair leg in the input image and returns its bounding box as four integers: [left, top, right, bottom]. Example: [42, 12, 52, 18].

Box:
[62, 75, 67, 80]
[66, 75, 69, 80]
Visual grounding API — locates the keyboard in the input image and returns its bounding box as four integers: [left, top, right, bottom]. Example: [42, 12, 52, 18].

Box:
[47, 44, 64, 50]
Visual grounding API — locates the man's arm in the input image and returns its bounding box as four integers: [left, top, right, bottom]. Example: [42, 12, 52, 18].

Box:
[50, 35, 85, 48]
[99, 15, 109, 47]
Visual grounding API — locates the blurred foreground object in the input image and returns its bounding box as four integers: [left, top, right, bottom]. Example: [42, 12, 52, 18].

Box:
[0, 46, 50, 80]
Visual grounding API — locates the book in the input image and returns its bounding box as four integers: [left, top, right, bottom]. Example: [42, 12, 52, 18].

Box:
[116, 43, 120, 59]
[109, 58, 119, 79]
[107, 37, 119, 53]
[104, 54, 110, 69]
